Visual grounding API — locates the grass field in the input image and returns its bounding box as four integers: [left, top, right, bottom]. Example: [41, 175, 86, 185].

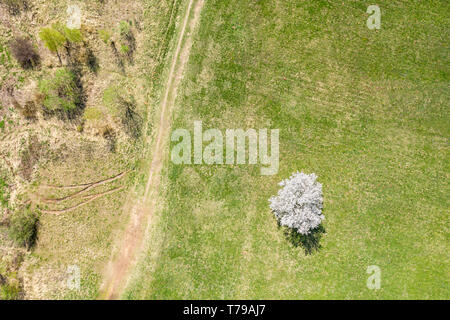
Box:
[125, 0, 449, 299]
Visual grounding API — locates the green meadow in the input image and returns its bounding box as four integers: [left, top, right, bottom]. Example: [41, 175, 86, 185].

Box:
[126, 0, 449, 299]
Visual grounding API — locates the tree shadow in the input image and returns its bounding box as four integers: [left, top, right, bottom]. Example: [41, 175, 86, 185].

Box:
[119, 96, 143, 139]
[61, 64, 87, 121]
[283, 225, 326, 255]
[85, 46, 99, 74]
[123, 30, 136, 64]
[109, 41, 125, 73]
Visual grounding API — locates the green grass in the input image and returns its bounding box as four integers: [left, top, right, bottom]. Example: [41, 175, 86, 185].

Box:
[0, 177, 9, 207]
[125, 0, 450, 299]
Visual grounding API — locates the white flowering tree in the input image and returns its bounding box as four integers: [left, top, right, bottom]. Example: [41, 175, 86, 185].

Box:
[269, 171, 324, 235]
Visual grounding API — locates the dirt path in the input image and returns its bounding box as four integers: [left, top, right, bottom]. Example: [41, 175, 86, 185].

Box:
[100, 0, 204, 299]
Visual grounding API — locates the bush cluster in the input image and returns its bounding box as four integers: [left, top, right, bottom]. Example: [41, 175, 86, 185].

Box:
[8, 207, 39, 248]
[21, 100, 37, 120]
[38, 68, 82, 117]
[1, 0, 28, 15]
[10, 37, 40, 69]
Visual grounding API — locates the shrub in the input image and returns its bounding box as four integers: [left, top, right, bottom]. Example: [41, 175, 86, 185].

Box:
[22, 100, 37, 120]
[38, 68, 82, 117]
[0, 177, 9, 207]
[118, 20, 135, 61]
[9, 37, 40, 69]
[0, 280, 21, 300]
[98, 29, 111, 44]
[120, 44, 130, 54]
[269, 171, 324, 235]
[118, 21, 132, 38]
[8, 207, 39, 248]
[1, 0, 28, 15]
[102, 126, 116, 152]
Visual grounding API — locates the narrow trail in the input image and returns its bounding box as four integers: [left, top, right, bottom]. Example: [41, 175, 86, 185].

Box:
[40, 172, 128, 203]
[41, 171, 127, 190]
[100, 0, 204, 299]
[40, 186, 125, 215]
